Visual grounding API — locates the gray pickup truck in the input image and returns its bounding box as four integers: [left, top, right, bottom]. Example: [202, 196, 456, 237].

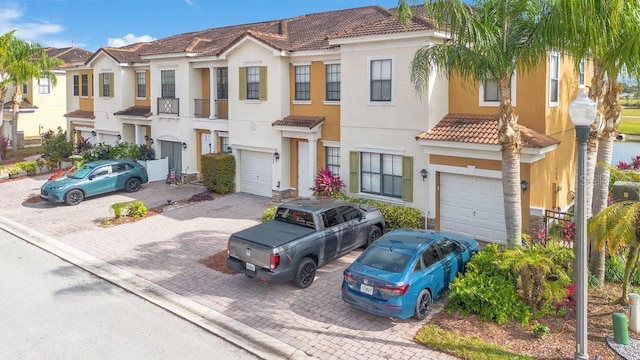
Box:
[226, 198, 385, 288]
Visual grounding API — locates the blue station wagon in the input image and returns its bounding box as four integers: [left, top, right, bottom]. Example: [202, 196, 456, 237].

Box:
[40, 159, 149, 205]
[341, 228, 478, 320]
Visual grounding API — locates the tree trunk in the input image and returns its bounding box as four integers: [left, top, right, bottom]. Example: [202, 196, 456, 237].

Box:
[498, 77, 522, 248]
[621, 241, 640, 305]
[11, 88, 21, 157]
[590, 69, 622, 284]
[0, 87, 6, 159]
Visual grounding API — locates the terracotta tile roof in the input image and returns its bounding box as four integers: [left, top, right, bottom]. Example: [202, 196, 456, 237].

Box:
[272, 115, 325, 129]
[92, 5, 434, 62]
[114, 106, 152, 118]
[2, 99, 37, 110]
[415, 114, 560, 149]
[64, 110, 95, 119]
[46, 47, 92, 67]
[330, 7, 435, 39]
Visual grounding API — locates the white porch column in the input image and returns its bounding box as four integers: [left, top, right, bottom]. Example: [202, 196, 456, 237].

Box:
[209, 67, 216, 119]
[308, 138, 318, 189]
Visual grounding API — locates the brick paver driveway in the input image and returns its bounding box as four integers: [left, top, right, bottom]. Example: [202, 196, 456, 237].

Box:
[0, 175, 454, 360]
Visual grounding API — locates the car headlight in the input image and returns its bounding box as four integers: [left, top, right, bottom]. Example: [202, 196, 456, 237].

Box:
[50, 186, 65, 191]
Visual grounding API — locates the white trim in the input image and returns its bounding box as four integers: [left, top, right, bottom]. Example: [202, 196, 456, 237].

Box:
[321, 140, 340, 148]
[292, 100, 311, 105]
[322, 101, 340, 106]
[479, 74, 517, 107]
[549, 51, 560, 108]
[291, 61, 312, 66]
[366, 55, 395, 106]
[356, 146, 404, 156]
[329, 30, 448, 46]
[231, 144, 277, 153]
[355, 192, 405, 205]
[322, 59, 340, 65]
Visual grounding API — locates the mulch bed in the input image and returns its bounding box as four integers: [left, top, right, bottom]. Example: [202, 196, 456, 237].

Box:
[199, 250, 236, 275]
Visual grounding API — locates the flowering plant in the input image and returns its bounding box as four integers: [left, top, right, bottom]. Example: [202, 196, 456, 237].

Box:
[310, 167, 344, 197]
[48, 169, 66, 180]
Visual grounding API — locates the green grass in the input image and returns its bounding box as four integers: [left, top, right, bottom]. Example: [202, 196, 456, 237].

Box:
[414, 324, 533, 360]
[619, 108, 640, 135]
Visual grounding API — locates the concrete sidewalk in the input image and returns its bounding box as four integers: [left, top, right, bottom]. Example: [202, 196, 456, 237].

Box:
[0, 176, 456, 360]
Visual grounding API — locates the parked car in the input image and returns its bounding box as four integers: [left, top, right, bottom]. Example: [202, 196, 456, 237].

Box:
[341, 228, 478, 320]
[227, 198, 385, 288]
[40, 159, 149, 205]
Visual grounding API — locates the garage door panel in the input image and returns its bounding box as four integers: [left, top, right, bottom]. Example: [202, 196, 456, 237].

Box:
[440, 173, 507, 244]
[240, 151, 272, 197]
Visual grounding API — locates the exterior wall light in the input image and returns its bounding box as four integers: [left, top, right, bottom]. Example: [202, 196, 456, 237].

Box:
[520, 180, 529, 192]
[274, 151, 280, 162]
[182, 142, 187, 150]
[91, 130, 97, 137]
[420, 168, 428, 181]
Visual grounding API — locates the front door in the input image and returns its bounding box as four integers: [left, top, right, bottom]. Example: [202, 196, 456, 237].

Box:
[160, 140, 183, 178]
[298, 141, 310, 197]
[198, 132, 212, 172]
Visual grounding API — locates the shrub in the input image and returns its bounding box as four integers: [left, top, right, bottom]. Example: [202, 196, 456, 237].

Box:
[127, 201, 148, 218]
[16, 161, 37, 174]
[201, 153, 235, 194]
[332, 193, 423, 231]
[137, 144, 155, 160]
[311, 167, 344, 196]
[0, 135, 9, 160]
[82, 142, 141, 162]
[262, 206, 277, 222]
[111, 202, 127, 218]
[42, 127, 73, 169]
[531, 322, 550, 338]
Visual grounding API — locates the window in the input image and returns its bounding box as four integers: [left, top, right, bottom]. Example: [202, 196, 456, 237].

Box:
[422, 246, 440, 268]
[220, 136, 231, 153]
[73, 75, 79, 96]
[81, 74, 88, 96]
[161, 70, 176, 98]
[361, 152, 402, 198]
[370, 59, 392, 102]
[437, 238, 458, 257]
[99, 73, 112, 97]
[325, 64, 340, 101]
[479, 75, 517, 107]
[549, 52, 559, 106]
[578, 59, 585, 88]
[246, 66, 259, 100]
[294, 65, 310, 101]
[326, 146, 340, 175]
[321, 208, 342, 228]
[22, 82, 28, 95]
[91, 166, 110, 178]
[137, 72, 146, 98]
[38, 77, 51, 94]
[217, 68, 228, 99]
[339, 205, 361, 222]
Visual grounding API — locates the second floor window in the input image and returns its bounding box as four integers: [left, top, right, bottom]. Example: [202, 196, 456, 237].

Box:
[549, 52, 559, 106]
[294, 65, 310, 101]
[73, 75, 79, 96]
[137, 72, 146, 98]
[81, 74, 88, 96]
[246, 66, 259, 100]
[38, 77, 50, 94]
[99, 73, 113, 97]
[217, 68, 228, 99]
[483, 80, 500, 102]
[161, 70, 176, 98]
[326, 64, 340, 101]
[22, 82, 28, 95]
[370, 59, 392, 102]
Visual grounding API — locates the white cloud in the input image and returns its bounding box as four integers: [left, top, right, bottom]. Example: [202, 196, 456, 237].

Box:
[107, 33, 156, 47]
[0, 5, 65, 46]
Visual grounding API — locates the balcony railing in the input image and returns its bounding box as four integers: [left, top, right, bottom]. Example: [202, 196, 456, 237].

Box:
[194, 99, 210, 118]
[215, 99, 228, 119]
[158, 97, 179, 115]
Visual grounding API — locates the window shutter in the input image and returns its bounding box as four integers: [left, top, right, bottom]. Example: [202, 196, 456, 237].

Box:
[402, 156, 413, 202]
[349, 151, 359, 193]
[259, 66, 267, 101]
[109, 73, 114, 97]
[98, 74, 104, 97]
[239, 67, 247, 100]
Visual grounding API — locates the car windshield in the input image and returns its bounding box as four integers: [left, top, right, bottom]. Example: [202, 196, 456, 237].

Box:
[358, 246, 412, 273]
[68, 165, 94, 179]
[274, 208, 315, 229]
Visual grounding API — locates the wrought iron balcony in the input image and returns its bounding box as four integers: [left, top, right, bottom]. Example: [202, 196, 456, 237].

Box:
[158, 97, 179, 115]
[194, 99, 210, 118]
[215, 98, 228, 119]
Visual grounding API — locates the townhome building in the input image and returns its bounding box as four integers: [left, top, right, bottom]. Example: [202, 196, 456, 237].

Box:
[2, 47, 91, 145]
[64, 5, 586, 244]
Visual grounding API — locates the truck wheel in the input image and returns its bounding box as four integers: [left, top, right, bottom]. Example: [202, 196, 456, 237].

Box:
[293, 257, 317, 289]
[365, 226, 382, 248]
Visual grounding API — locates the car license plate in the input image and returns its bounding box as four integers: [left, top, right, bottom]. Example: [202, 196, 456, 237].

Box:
[360, 284, 374, 295]
[245, 262, 256, 272]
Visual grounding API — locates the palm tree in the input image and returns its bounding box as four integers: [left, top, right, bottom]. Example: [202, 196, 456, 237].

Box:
[548, 0, 640, 283]
[5, 37, 63, 156]
[398, 0, 553, 247]
[0, 31, 16, 140]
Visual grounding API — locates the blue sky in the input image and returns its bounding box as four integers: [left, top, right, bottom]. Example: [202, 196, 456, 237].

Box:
[1, 0, 402, 52]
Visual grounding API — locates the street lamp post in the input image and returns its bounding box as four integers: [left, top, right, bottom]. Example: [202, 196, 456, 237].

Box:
[569, 89, 597, 360]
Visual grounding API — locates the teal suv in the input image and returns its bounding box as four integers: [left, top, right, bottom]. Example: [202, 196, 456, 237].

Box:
[40, 159, 149, 205]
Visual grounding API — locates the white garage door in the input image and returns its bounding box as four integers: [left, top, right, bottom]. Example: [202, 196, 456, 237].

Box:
[240, 150, 272, 197]
[440, 173, 507, 244]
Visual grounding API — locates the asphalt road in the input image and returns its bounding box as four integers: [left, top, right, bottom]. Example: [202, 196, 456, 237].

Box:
[0, 229, 259, 360]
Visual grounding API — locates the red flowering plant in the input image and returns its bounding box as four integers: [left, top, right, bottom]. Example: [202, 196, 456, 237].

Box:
[48, 169, 66, 180]
[310, 167, 344, 197]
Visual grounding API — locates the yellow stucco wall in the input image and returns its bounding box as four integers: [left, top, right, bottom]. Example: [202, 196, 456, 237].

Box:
[287, 61, 341, 189]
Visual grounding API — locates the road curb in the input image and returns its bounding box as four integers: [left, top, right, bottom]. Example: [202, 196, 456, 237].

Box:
[0, 215, 315, 360]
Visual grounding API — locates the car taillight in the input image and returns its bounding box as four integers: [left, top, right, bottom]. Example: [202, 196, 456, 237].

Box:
[343, 270, 357, 284]
[270, 252, 280, 270]
[379, 284, 409, 297]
